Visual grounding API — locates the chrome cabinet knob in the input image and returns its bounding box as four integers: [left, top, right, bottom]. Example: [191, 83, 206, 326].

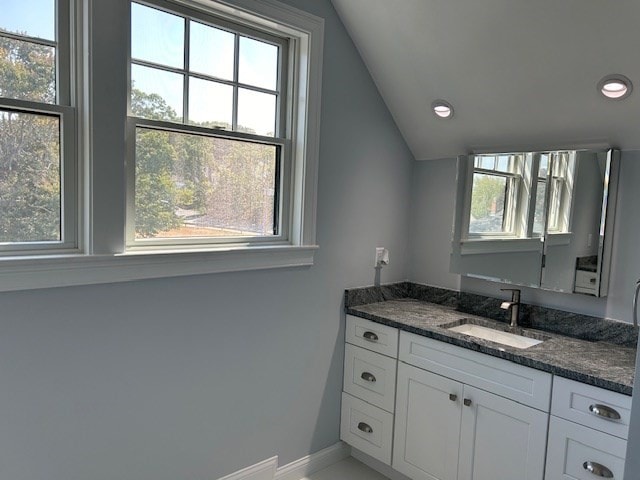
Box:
[449, 393, 457, 402]
[583, 461, 613, 478]
[589, 404, 621, 421]
[357, 422, 373, 434]
[362, 331, 379, 342]
[360, 372, 376, 383]
[463, 398, 472, 407]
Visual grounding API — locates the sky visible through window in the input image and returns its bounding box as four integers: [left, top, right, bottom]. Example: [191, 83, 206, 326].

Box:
[1, 0, 55, 40]
[130, 2, 279, 136]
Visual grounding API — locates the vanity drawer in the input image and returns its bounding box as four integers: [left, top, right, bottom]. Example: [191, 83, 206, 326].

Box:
[344, 343, 397, 413]
[346, 315, 399, 358]
[551, 376, 631, 439]
[399, 331, 552, 411]
[340, 392, 393, 465]
[545, 416, 626, 480]
[575, 270, 598, 294]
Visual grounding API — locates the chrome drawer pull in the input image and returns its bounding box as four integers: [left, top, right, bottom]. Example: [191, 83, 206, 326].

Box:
[583, 461, 613, 478]
[361, 372, 376, 383]
[362, 331, 379, 342]
[357, 422, 373, 434]
[449, 393, 457, 402]
[463, 398, 472, 407]
[589, 404, 621, 421]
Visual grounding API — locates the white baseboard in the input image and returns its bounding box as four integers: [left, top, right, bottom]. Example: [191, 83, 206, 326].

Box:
[218, 456, 278, 480]
[275, 442, 351, 480]
[217, 442, 351, 480]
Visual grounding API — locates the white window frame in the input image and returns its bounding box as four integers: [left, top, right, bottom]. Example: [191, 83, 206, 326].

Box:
[0, 0, 323, 292]
[0, 0, 79, 255]
[126, 0, 292, 250]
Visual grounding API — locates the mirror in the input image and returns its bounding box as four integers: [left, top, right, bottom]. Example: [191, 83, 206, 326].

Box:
[450, 149, 620, 296]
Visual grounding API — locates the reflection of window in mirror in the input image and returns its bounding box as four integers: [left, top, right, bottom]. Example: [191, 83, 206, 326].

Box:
[546, 151, 576, 233]
[532, 154, 549, 236]
[534, 151, 576, 235]
[469, 154, 524, 237]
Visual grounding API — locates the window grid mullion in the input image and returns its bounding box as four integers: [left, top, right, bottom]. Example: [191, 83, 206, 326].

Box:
[0, 31, 57, 49]
[183, 17, 190, 123]
[232, 33, 240, 131]
[130, 58, 279, 96]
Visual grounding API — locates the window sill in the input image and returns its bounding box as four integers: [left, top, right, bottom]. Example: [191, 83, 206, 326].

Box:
[459, 237, 543, 255]
[0, 245, 318, 292]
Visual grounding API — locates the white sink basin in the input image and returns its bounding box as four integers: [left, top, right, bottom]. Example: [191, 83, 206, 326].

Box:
[447, 323, 544, 349]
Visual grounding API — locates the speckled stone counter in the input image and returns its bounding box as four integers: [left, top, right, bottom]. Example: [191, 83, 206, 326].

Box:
[345, 286, 637, 396]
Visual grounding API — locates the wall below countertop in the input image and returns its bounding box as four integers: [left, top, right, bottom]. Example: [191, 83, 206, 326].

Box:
[0, 1, 415, 480]
[409, 151, 640, 324]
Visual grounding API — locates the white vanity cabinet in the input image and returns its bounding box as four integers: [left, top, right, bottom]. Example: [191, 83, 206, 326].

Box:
[393, 332, 550, 480]
[340, 315, 632, 480]
[545, 377, 632, 480]
[340, 315, 399, 465]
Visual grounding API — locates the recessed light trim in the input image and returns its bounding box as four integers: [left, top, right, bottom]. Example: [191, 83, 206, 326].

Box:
[598, 74, 633, 100]
[432, 100, 454, 119]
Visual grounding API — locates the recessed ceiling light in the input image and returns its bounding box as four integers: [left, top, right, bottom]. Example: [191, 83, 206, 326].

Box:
[598, 74, 633, 100]
[432, 100, 454, 119]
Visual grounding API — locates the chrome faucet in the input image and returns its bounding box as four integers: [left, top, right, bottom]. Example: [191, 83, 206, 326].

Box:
[500, 288, 521, 328]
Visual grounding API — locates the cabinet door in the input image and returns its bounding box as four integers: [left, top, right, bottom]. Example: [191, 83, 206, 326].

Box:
[393, 363, 463, 480]
[458, 385, 548, 480]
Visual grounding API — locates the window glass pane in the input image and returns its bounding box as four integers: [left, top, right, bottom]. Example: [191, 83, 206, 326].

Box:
[533, 180, 547, 236]
[548, 178, 563, 231]
[189, 22, 234, 81]
[188, 77, 232, 128]
[496, 155, 510, 172]
[1, 0, 55, 41]
[237, 88, 276, 136]
[135, 128, 277, 239]
[539, 155, 549, 178]
[0, 36, 56, 103]
[479, 156, 495, 170]
[0, 110, 61, 242]
[469, 173, 507, 234]
[131, 2, 184, 69]
[238, 36, 278, 91]
[131, 64, 183, 121]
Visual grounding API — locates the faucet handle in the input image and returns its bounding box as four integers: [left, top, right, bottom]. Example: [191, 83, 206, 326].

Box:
[500, 288, 521, 302]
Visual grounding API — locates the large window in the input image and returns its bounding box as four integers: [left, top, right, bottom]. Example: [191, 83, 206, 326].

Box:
[0, 0, 77, 254]
[127, 0, 289, 249]
[0, 0, 323, 291]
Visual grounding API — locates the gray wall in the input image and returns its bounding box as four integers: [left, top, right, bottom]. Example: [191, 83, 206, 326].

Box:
[409, 151, 640, 323]
[0, 1, 415, 479]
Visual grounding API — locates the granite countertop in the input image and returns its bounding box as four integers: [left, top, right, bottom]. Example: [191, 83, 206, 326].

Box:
[346, 298, 636, 395]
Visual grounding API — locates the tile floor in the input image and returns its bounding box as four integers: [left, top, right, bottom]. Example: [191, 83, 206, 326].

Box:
[303, 457, 389, 480]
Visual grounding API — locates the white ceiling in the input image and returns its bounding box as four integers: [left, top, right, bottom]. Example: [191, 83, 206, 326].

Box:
[331, 0, 640, 160]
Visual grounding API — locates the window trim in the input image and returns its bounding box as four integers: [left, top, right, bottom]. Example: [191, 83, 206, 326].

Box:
[0, 0, 323, 292]
[125, 0, 314, 252]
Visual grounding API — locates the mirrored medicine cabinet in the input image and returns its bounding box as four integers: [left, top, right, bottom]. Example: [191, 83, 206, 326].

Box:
[450, 148, 620, 297]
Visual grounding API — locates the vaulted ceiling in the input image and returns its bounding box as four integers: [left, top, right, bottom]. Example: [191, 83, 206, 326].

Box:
[331, 0, 640, 160]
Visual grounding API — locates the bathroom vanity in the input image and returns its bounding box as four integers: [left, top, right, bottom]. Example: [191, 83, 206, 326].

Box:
[341, 285, 635, 480]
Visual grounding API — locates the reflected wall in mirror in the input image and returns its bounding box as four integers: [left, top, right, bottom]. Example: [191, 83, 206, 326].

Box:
[450, 149, 620, 297]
